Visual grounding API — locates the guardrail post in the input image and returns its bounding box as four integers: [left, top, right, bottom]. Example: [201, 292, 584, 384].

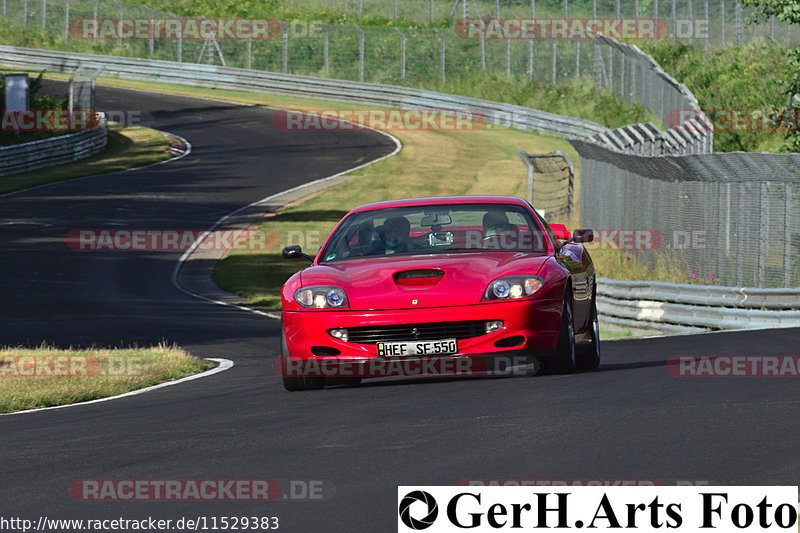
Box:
[23, 0, 28, 25]
[393, 27, 406, 80]
[550, 41, 556, 85]
[279, 21, 288, 73]
[354, 24, 364, 82]
[41, 0, 46, 29]
[433, 28, 445, 83]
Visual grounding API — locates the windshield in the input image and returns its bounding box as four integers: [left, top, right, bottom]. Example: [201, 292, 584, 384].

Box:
[319, 203, 549, 262]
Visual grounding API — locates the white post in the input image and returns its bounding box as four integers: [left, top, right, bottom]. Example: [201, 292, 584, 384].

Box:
[394, 27, 406, 80]
[175, 16, 182, 62]
[280, 21, 288, 73]
[64, 0, 69, 42]
[354, 24, 365, 82]
[145, 7, 154, 57]
[433, 28, 445, 83]
[322, 24, 329, 75]
[528, 0, 534, 81]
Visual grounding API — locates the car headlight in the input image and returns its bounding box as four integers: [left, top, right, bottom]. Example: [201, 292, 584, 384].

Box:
[482, 276, 544, 301]
[294, 286, 349, 309]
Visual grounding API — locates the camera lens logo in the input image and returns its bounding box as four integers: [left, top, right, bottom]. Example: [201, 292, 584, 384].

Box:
[399, 490, 438, 530]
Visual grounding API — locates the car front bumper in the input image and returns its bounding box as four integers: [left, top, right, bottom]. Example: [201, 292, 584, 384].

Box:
[282, 298, 563, 362]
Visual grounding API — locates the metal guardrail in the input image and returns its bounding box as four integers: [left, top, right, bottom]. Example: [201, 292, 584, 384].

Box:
[0, 113, 107, 176]
[0, 45, 608, 140]
[598, 277, 800, 332]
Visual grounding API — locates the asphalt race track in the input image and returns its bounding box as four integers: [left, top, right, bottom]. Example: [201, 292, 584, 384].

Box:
[0, 84, 798, 532]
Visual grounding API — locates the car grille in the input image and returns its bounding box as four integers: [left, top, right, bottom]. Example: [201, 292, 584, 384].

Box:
[346, 321, 486, 344]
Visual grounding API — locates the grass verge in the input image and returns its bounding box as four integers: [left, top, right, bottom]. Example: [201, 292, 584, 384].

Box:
[599, 329, 634, 340]
[0, 344, 210, 414]
[0, 125, 173, 196]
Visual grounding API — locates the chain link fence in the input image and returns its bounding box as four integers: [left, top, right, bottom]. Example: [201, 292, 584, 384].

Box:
[516, 150, 574, 219]
[0, 0, 796, 85]
[575, 33, 800, 289]
[281, 0, 795, 49]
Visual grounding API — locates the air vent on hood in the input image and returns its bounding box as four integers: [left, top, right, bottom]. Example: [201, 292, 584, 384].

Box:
[393, 269, 445, 288]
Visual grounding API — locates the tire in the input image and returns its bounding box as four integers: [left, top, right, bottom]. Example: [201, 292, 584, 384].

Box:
[544, 296, 577, 375]
[281, 324, 324, 392]
[576, 294, 601, 371]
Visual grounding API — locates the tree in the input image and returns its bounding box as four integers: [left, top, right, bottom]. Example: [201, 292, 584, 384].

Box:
[740, 0, 800, 151]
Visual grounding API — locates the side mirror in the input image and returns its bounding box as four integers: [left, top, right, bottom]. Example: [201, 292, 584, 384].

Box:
[572, 229, 594, 243]
[282, 245, 314, 261]
[550, 223, 572, 241]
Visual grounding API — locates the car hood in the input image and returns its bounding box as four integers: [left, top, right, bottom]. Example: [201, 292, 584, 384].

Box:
[300, 253, 550, 311]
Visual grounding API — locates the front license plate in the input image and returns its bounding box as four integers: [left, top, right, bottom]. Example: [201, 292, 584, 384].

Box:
[377, 339, 458, 357]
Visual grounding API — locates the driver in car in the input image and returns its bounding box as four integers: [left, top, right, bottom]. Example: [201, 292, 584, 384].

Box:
[382, 216, 411, 254]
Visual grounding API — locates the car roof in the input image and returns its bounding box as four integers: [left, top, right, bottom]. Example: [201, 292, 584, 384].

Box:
[349, 196, 530, 213]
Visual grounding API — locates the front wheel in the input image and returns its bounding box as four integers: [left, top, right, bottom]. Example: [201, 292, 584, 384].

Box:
[540, 296, 576, 374]
[281, 324, 324, 391]
[577, 296, 601, 371]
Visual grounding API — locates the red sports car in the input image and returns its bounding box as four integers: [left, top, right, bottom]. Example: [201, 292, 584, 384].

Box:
[279, 195, 599, 390]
